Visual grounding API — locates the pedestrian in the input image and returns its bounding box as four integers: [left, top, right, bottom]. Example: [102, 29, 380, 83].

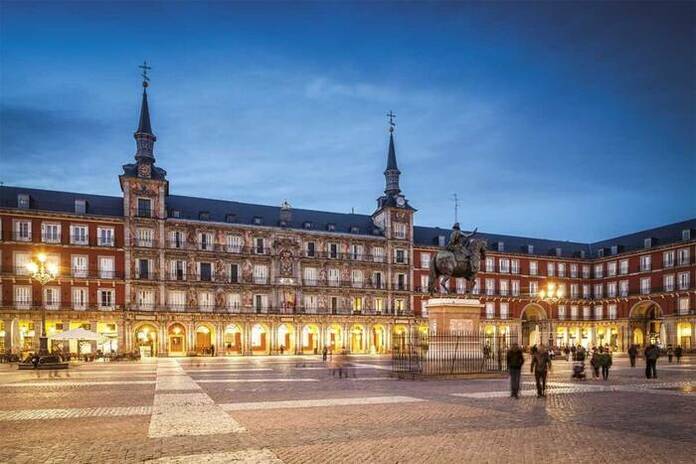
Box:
[322, 345, 328, 362]
[628, 344, 638, 368]
[506, 343, 524, 399]
[590, 347, 600, 380]
[644, 343, 659, 379]
[675, 345, 683, 364]
[564, 346, 570, 361]
[598, 347, 612, 381]
[531, 343, 552, 398]
[31, 353, 40, 369]
[570, 345, 576, 361]
[211, 344, 215, 357]
[667, 345, 674, 363]
[279, 345, 285, 355]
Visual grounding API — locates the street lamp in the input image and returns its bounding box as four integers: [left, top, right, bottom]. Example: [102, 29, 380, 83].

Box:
[537, 281, 564, 301]
[26, 253, 59, 355]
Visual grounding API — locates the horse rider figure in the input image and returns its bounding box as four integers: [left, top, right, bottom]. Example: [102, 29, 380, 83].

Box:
[447, 223, 476, 264]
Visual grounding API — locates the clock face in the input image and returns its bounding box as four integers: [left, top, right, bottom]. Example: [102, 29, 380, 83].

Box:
[396, 196, 406, 207]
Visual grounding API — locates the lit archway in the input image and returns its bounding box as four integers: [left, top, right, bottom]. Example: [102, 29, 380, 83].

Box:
[677, 322, 693, 349]
[327, 324, 343, 352]
[393, 324, 408, 352]
[629, 301, 663, 346]
[372, 324, 387, 354]
[223, 324, 243, 355]
[521, 303, 549, 348]
[350, 324, 366, 354]
[250, 323, 270, 355]
[301, 324, 321, 354]
[168, 323, 187, 356]
[195, 323, 215, 355]
[277, 324, 294, 354]
[134, 323, 158, 357]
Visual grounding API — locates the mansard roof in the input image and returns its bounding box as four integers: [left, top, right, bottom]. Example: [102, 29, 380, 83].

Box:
[0, 186, 123, 217]
[589, 218, 696, 256]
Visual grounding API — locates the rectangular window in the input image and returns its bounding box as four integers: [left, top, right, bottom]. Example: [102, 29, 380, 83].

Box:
[582, 265, 590, 279]
[15, 286, 32, 308]
[529, 281, 538, 296]
[420, 275, 430, 293]
[41, 223, 61, 243]
[583, 306, 591, 320]
[373, 271, 383, 289]
[97, 227, 114, 247]
[394, 223, 407, 239]
[394, 273, 406, 291]
[372, 246, 385, 263]
[98, 289, 114, 309]
[594, 264, 603, 279]
[351, 269, 363, 288]
[570, 305, 579, 320]
[394, 249, 406, 264]
[500, 302, 509, 319]
[570, 264, 578, 278]
[305, 241, 316, 257]
[594, 284, 603, 299]
[14, 220, 32, 241]
[330, 296, 338, 313]
[594, 305, 603, 320]
[499, 280, 509, 296]
[607, 261, 617, 276]
[663, 251, 675, 268]
[168, 291, 186, 311]
[608, 304, 617, 320]
[229, 263, 239, 283]
[137, 259, 151, 279]
[351, 244, 364, 260]
[329, 243, 338, 259]
[678, 272, 690, 290]
[200, 232, 214, 251]
[70, 225, 88, 245]
[583, 284, 591, 298]
[664, 274, 675, 292]
[485, 278, 495, 295]
[227, 293, 241, 311]
[420, 253, 431, 269]
[499, 258, 510, 273]
[511, 259, 520, 274]
[485, 302, 495, 319]
[170, 230, 185, 249]
[678, 297, 689, 315]
[136, 228, 154, 247]
[529, 261, 538, 276]
[71, 255, 88, 278]
[557, 262, 565, 277]
[14, 252, 30, 275]
[640, 255, 651, 272]
[558, 305, 566, 320]
[570, 283, 579, 299]
[72, 287, 87, 310]
[253, 264, 268, 284]
[485, 257, 495, 273]
[547, 262, 555, 277]
[44, 287, 60, 309]
[137, 289, 155, 310]
[328, 268, 340, 286]
[619, 259, 629, 275]
[678, 248, 690, 266]
[199, 262, 212, 281]
[607, 281, 617, 297]
[170, 260, 186, 281]
[304, 295, 318, 313]
[456, 278, 466, 294]
[199, 291, 213, 311]
[472, 278, 480, 295]
[374, 297, 384, 314]
[303, 267, 317, 286]
[99, 256, 114, 279]
[640, 277, 651, 295]
[226, 234, 242, 253]
[137, 198, 152, 217]
[511, 280, 520, 297]
[394, 299, 405, 314]
[619, 280, 629, 297]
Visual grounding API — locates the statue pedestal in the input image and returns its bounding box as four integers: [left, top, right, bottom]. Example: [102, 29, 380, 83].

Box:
[426, 298, 483, 335]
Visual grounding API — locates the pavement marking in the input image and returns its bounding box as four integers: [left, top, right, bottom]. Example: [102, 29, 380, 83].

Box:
[201, 378, 319, 383]
[219, 395, 424, 411]
[182, 368, 275, 373]
[148, 359, 245, 438]
[144, 448, 283, 463]
[349, 362, 393, 371]
[0, 380, 156, 388]
[0, 406, 152, 421]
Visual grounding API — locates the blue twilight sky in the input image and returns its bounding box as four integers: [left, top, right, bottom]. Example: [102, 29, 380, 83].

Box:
[1, 1, 694, 242]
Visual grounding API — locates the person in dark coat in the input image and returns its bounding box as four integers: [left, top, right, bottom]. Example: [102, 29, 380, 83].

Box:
[506, 343, 525, 399]
[675, 345, 683, 364]
[667, 345, 674, 363]
[644, 343, 659, 379]
[322, 346, 328, 362]
[628, 344, 638, 368]
[598, 347, 612, 381]
[531, 344, 552, 398]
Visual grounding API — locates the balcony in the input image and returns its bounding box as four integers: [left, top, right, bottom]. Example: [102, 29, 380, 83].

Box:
[41, 233, 62, 244]
[136, 208, 152, 218]
[133, 238, 156, 248]
[9, 302, 123, 311]
[12, 232, 32, 242]
[70, 235, 90, 246]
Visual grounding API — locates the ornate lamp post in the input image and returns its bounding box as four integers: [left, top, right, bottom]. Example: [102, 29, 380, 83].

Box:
[26, 253, 59, 355]
[537, 282, 564, 347]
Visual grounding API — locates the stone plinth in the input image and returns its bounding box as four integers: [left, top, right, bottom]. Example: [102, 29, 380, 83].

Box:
[426, 298, 484, 335]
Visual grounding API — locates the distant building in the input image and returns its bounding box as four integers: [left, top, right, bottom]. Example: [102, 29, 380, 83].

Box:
[0, 81, 694, 356]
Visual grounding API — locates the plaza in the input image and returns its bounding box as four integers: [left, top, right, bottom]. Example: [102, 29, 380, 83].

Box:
[1, 355, 695, 463]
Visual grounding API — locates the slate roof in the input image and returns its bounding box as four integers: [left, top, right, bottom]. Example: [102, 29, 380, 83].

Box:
[0, 186, 124, 217]
[137, 88, 153, 135]
[385, 133, 399, 172]
[589, 218, 696, 257]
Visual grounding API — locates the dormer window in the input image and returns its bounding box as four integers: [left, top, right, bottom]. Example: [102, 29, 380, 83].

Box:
[74, 199, 87, 214]
[170, 209, 180, 218]
[351, 226, 360, 234]
[498, 242, 504, 252]
[644, 238, 653, 249]
[527, 244, 534, 254]
[199, 211, 210, 221]
[683, 229, 692, 241]
[18, 194, 30, 209]
[253, 216, 262, 225]
[137, 198, 152, 218]
[327, 223, 336, 232]
[580, 250, 586, 259]
[555, 247, 562, 257]
[303, 221, 312, 230]
[437, 235, 446, 247]
[225, 213, 236, 223]
[598, 248, 605, 258]
[611, 245, 618, 255]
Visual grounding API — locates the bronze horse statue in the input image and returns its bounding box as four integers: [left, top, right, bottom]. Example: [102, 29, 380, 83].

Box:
[428, 238, 487, 295]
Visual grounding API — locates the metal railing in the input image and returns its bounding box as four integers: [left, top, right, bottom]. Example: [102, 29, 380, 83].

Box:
[4, 302, 122, 311]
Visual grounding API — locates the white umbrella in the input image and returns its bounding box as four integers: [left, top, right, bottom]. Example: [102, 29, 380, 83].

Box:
[51, 328, 102, 341]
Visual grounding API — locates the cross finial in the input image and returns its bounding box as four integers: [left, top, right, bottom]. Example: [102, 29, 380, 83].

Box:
[139, 60, 152, 88]
[387, 110, 396, 133]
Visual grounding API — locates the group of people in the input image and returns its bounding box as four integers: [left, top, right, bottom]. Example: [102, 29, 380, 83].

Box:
[506, 343, 552, 398]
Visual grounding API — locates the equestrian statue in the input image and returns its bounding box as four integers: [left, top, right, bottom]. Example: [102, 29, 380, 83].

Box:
[428, 223, 487, 295]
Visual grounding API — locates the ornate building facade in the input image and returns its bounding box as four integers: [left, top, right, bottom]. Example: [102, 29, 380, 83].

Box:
[0, 80, 694, 356]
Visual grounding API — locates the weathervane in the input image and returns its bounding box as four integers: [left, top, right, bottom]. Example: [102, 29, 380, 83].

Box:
[387, 110, 396, 133]
[139, 60, 152, 88]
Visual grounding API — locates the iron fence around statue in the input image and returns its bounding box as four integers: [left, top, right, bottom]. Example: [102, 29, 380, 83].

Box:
[392, 331, 519, 377]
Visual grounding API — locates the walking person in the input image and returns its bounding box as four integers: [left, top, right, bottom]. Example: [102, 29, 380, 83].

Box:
[644, 342, 659, 379]
[675, 345, 683, 364]
[506, 343, 524, 399]
[667, 345, 674, 363]
[590, 347, 600, 380]
[599, 347, 612, 381]
[628, 344, 638, 368]
[531, 343, 552, 398]
[322, 345, 328, 362]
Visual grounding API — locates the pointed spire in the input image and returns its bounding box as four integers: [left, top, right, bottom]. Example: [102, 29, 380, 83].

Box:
[384, 111, 401, 195]
[134, 61, 156, 165]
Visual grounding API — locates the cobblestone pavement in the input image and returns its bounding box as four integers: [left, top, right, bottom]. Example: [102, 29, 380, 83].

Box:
[1, 355, 695, 463]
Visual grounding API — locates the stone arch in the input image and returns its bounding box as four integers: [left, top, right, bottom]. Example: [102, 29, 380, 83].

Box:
[349, 324, 366, 354]
[194, 323, 216, 355]
[223, 323, 243, 355]
[133, 322, 159, 357]
[277, 323, 295, 354]
[167, 323, 187, 356]
[327, 323, 343, 352]
[629, 300, 663, 320]
[520, 303, 548, 321]
[250, 322, 270, 355]
[521, 303, 549, 348]
[301, 324, 321, 354]
[372, 324, 387, 354]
